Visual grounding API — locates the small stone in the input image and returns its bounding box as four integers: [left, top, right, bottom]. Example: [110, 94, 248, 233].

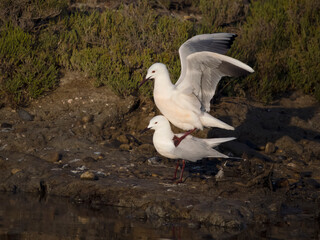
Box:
[97, 154, 104, 160]
[117, 135, 129, 144]
[287, 162, 298, 169]
[17, 109, 34, 121]
[45, 152, 62, 163]
[11, 168, 21, 175]
[119, 144, 131, 151]
[147, 157, 161, 165]
[215, 169, 224, 179]
[81, 115, 94, 123]
[80, 171, 98, 180]
[265, 142, 276, 154]
[268, 203, 279, 212]
[151, 173, 158, 177]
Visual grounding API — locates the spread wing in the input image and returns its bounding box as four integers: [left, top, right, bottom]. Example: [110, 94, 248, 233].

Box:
[176, 51, 254, 111]
[177, 33, 237, 83]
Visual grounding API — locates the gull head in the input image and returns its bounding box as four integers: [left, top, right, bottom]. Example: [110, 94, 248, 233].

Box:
[139, 63, 167, 88]
[147, 115, 171, 131]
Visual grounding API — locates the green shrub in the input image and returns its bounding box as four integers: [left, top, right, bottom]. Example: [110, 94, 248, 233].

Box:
[0, 23, 59, 106]
[0, 0, 319, 106]
[56, 2, 194, 96]
[231, 0, 320, 102]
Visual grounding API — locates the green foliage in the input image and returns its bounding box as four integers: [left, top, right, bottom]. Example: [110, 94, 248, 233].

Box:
[0, 0, 68, 30]
[198, 0, 249, 33]
[0, 23, 59, 106]
[231, 0, 320, 102]
[55, 2, 194, 97]
[0, 0, 319, 106]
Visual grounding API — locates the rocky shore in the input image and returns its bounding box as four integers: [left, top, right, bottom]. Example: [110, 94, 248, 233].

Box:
[1, 72, 319, 235]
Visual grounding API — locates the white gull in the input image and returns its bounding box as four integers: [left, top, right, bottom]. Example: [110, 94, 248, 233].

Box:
[141, 33, 254, 146]
[145, 115, 235, 183]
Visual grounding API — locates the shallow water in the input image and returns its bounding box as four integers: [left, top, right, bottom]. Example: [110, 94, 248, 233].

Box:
[0, 193, 319, 240]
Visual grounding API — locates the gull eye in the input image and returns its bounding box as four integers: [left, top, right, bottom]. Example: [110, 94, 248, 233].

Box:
[154, 121, 158, 124]
[152, 70, 155, 73]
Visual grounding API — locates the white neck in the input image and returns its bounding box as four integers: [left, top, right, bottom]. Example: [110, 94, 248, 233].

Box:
[152, 125, 175, 156]
[153, 69, 174, 96]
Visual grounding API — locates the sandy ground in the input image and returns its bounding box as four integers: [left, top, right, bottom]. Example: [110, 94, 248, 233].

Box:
[1, 71, 320, 236]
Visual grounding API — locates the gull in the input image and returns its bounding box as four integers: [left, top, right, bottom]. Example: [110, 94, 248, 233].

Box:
[140, 33, 254, 146]
[145, 115, 235, 183]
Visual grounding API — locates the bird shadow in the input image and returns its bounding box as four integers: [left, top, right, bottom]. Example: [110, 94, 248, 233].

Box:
[207, 95, 320, 161]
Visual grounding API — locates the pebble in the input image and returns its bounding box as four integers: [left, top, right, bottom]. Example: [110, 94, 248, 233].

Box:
[17, 109, 34, 121]
[147, 157, 161, 165]
[119, 144, 131, 151]
[80, 171, 98, 180]
[81, 114, 94, 123]
[117, 135, 129, 144]
[45, 152, 62, 163]
[265, 142, 276, 154]
[215, 169, 224, 179]
[11, 168, 21, 175]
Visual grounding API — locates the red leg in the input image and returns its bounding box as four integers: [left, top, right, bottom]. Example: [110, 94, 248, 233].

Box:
[173, 128, 196, 147]
[176, 160, 185, 183]
[172, 160, 180, 180]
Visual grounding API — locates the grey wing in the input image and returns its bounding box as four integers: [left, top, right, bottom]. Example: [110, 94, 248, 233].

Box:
[176, 51, 254, 112]
[177, 33, 237, 84]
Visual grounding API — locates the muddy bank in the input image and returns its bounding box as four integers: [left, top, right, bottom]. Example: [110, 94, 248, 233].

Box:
[1, 72, 320, 234]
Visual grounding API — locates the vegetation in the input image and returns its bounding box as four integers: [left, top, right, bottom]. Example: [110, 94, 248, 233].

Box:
[0, 0, 319, 106]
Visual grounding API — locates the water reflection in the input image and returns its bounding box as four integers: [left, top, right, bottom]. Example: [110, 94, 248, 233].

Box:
[0, 193, 213, 240]
[0, 193, 319, 239]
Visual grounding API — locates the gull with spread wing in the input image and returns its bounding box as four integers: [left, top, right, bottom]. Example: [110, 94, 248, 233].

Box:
[144, 115, 235, 183]
[140, 33, 254, 146]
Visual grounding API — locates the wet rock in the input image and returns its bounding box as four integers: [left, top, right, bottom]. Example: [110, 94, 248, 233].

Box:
[190, 201, 250, 229]
[145, 204, 167, 218]
[80, 171, 98, 180]
[265, 142, 276, 154]
[17, 109, 34, 121]
[45, 152, 62, 163]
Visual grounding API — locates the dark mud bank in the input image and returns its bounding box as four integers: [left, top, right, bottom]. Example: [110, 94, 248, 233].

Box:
[1, 72, 320, 231]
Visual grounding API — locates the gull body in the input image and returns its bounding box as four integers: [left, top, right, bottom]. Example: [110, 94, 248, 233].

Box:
[146, 115, 235, 182]
[144, 33, 254, 132]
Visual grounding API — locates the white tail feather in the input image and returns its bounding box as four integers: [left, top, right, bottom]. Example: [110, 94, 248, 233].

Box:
[203, 137, 236, 148]
[200, 112, 234, 130]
